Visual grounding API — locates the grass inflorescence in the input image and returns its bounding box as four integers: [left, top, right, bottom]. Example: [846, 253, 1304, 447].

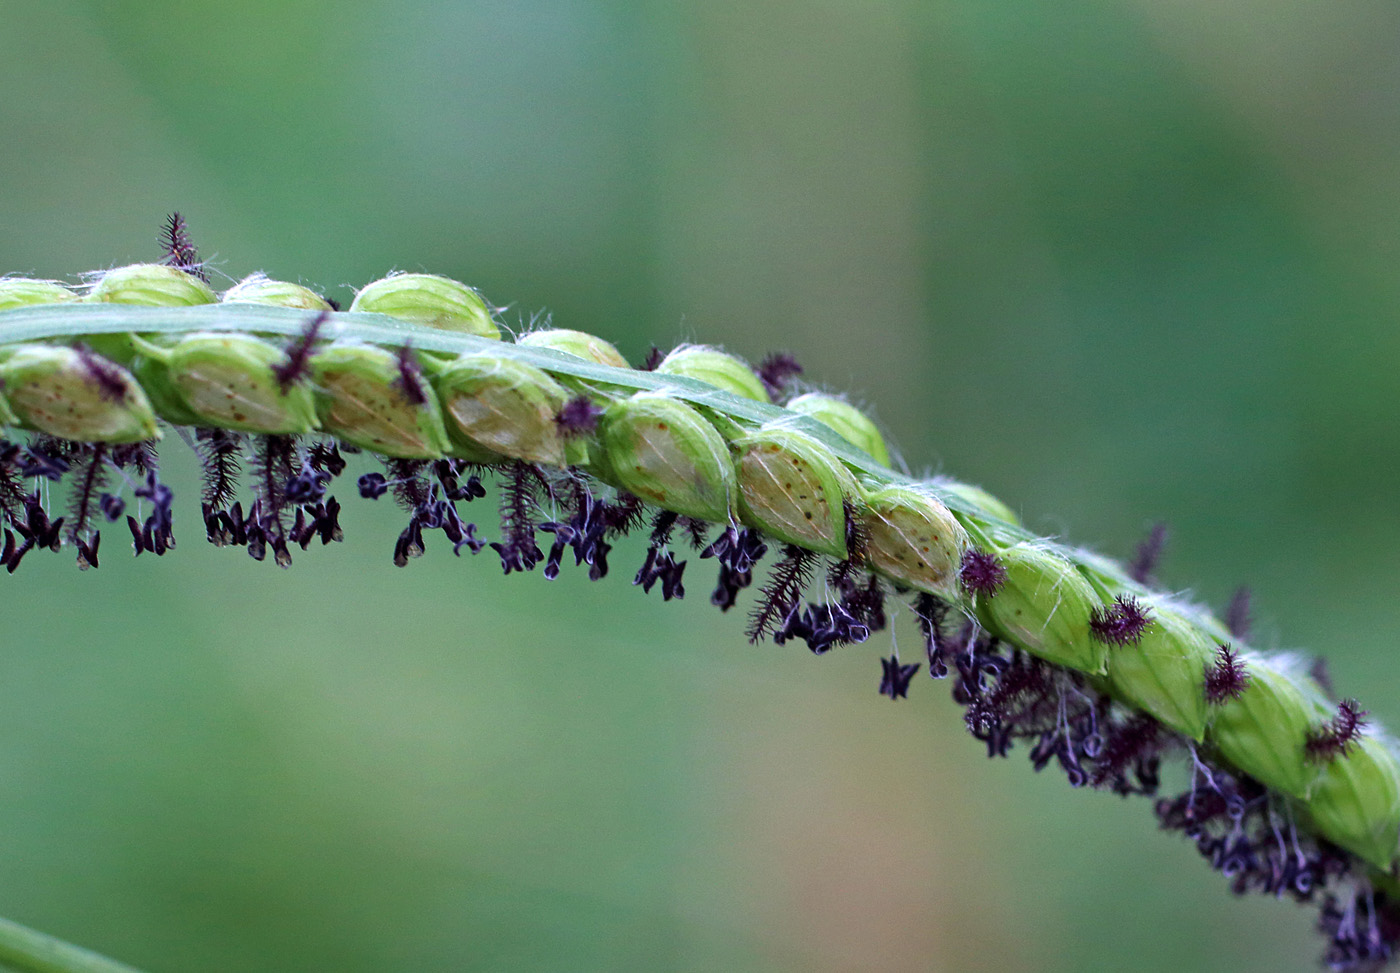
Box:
[0, 219, 1398, 971]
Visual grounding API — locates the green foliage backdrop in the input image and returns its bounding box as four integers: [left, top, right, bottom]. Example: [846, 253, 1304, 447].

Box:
[2, 1, 1399, 970]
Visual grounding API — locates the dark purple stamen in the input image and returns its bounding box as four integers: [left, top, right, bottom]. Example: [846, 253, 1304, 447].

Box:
[74, 345, 129, 403]
[358, 473, 389, 499]
[1225, 586, 1252, 640]
[700, 525, 767, 611]
[878, 655, 920, 700]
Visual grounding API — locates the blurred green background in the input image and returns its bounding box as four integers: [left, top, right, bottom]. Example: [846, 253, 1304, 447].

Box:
[3, 0, 1399, 970]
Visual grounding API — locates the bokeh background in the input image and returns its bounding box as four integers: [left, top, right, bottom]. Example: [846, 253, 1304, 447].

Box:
[2, 1, 1399, 970]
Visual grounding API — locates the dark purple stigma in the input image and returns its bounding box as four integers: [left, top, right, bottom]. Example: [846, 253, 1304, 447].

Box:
[1090, 595, 1152, 646]
[958, 548, 1007, 596]
[555, 396, 604, 438]
[1204, 644, 1249, 704]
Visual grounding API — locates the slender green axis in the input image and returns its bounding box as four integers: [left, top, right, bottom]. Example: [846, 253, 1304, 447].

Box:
[1, 253, 1398, 970]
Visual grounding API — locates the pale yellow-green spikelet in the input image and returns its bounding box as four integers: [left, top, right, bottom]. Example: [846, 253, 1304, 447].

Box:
[162, 333, 320, 435]
[517, 329, 628, 367]
[0, 278, 79, 312]
[434, 354, 581, 466]
[596, 392, 735, 522]
[786, 392, 890, 465]
[0, 344, 159, 442]
[351, 274, 499, 338]
[654, 345, 770, 403]
[311, 345, 451, 458]
[861, 483, 967, 596]
[732, 425, 858, 559]
[223, 274, 333, 311]
[88, 263, 217, 307]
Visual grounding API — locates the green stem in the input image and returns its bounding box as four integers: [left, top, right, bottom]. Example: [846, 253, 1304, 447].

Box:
[0, 916, 146, 973]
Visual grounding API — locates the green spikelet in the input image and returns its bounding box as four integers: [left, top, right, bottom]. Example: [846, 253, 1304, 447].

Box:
[1209, 654, 1332, 799]
[786, 392, 890, 466]
[654, 345, 771, 403]
[0, 279, 78, 312]
[311, 345, 450, 458]
[516, 329, 628, 367]
[434, 354, 580, 466]
[0, 344, 159, 443]
[1306, 733, 1400, 869]
[222, 274, 333, 311]
[732, 425, 858, 559]
[975, 542, 1107, 674]
[88, 264, 217, 307]
[934, 478, 1020, 526]
[158, 333, 320, 435]
[861, 483, 967, 595]
[351, 274, 499, 337]
[596, 392, 735, 522]
[1098, 600, 1216, 742]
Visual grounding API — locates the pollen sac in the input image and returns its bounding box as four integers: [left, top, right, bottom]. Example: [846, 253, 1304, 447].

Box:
[597, 392, 735, 522]
[311, 345, 451, 458]
[1100, 601, 1215, 742]
[435, 353, 582, 466]
[1209, 653, 1333, 799]
[0, 278, 79, 311]
[517, 329, 629, 367]
[1305, 733, 1400, 870]
[0, 344, 159, 442]
[165, 333, 320, 434]
[933, 478, 1020, 526]
[785, 392, 890, 466]
[974, 543, 1108, 674]
[654, 345, 771, 403]
[223, 274, 333, 310]
[862, 484, 968, 596]
[88, 263, 218, 306]
[733, 426, 858, 559]
[350, 274, 499, 338]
